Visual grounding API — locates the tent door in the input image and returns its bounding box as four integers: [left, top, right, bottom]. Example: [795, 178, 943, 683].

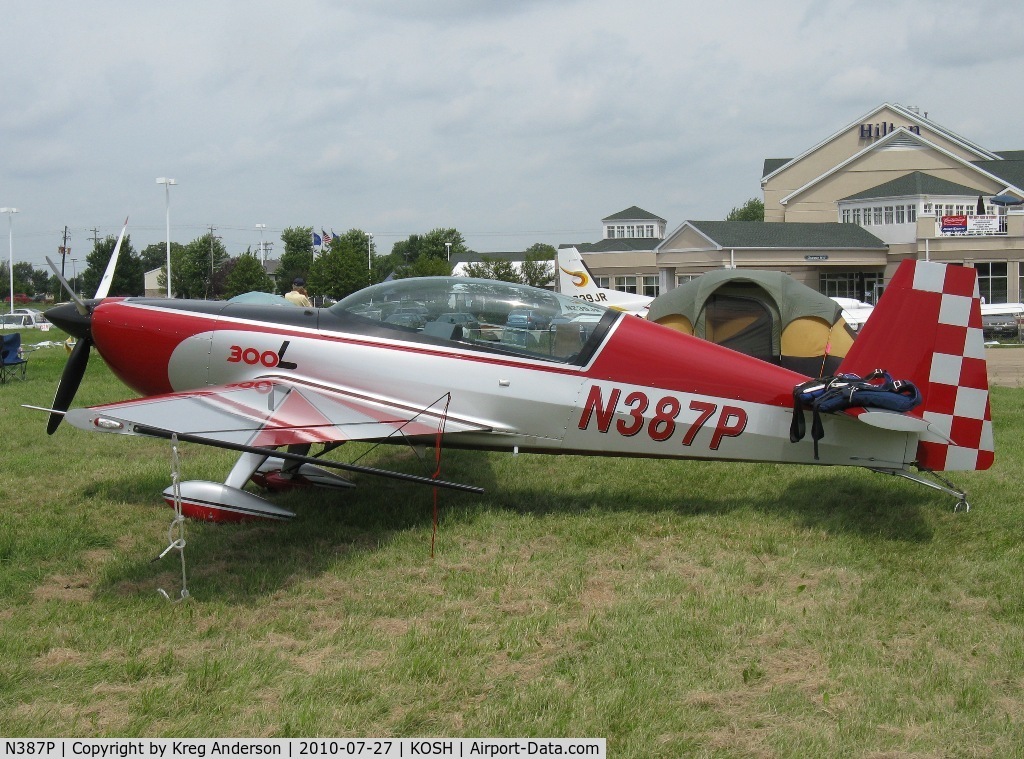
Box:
[701, 293, 780, 364]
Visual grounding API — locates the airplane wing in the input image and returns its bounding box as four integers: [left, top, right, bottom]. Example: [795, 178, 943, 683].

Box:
[64, 377, 491, 449]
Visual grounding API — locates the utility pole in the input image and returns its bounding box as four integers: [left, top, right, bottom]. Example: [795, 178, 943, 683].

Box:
[207, 224, 220, 299]
[59, 226, 71, 279]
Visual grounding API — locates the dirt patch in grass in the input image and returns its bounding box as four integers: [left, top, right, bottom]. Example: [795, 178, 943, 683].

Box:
[33, 573, 93, 603]
[30, 550, 117, 603]
[33, 647, 86, 670]
[13, 695, 131, 734]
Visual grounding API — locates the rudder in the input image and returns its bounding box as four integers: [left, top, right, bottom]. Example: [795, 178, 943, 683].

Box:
[838, 259, 993, 471]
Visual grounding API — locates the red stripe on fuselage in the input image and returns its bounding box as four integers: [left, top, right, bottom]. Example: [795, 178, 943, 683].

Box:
[583, 316, 803, 407]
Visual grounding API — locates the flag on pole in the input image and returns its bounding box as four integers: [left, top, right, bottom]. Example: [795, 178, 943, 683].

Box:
[312, 231, 322, 248]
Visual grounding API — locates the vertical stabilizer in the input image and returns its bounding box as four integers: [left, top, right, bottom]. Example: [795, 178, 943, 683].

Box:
[557, 247, 597, 296]
[838, 259, 993, 471]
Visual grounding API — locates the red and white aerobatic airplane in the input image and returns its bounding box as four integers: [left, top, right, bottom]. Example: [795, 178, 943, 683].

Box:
[41, 251, 992, 521]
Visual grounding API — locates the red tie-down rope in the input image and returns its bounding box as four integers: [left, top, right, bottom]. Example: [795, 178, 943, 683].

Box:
[431, 393, 453, 558]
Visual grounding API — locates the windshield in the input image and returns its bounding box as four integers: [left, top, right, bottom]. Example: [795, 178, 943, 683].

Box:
[329, 276, 616, 363]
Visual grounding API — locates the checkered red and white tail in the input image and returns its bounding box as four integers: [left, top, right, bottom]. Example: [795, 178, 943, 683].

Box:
[839, 259, 994, 471]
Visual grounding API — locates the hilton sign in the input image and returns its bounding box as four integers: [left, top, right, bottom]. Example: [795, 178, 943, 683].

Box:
[860, 122, 921, 139]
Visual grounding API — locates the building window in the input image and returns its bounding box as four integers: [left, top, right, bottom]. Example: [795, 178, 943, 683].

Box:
[842, 209, 851, 223]
[895, 206, 906, 224]
[923, 203, 932, 215]
[616, 225, 625, 238]
[976, 262, 1008, 304]
[643, 276, 659, 297]
[615, 276, 638, 294]
[605, 226, 615, 239]
[626, 225, 635, 237]
[595, 276, 610, 289]
[908, 205, 917, 222]
[852, 208, 862, 225]
[646, 225, 655, 238]
[945, 204, 955, 217]
[873, 207, 883, 225]
[884, 206, 894, 224]
[819, 271, 884, 302]
[677, 274, 698, 286]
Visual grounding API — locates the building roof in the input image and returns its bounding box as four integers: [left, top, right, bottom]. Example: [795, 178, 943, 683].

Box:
[565, 237, 662, 253]
[840, 172, 986, 202]
[762, 158, 791, 178]
[972, 159, 1024, 191]
[995, 151, 1024, 161]
[682, 221, 887, 249]
[761, 103, 1002, 185]
[449, 251, 531, 265]
[601, 206, 665, 223]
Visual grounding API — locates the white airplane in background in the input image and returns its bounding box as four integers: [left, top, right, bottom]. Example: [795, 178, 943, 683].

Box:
[556, 247, 653, 316]
[831, 297, 875, 331]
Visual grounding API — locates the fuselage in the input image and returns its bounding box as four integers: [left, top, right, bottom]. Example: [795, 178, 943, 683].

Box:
[86, 277, 914, 469]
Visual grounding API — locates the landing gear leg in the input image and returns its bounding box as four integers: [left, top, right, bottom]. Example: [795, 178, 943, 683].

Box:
[869, 467, 970, 512]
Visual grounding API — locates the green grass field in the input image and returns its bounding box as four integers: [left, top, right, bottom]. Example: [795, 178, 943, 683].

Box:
[1, 329, 1022, 756]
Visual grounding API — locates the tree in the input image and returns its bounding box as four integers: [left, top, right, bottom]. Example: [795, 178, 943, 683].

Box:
[225, 253, 275, 298]
[12, 262, 36, 296]
[390, 234, 423, 267]
[82, 233, 143, 297]
[520, 243, 555, 288]
[308, 228, 372, 300]
[31, 269, 49, 295]
[726, 198, 765, 222]
[388, 228, 462, 279]
[167, 233, 229, 299]
[140, 242, 182, 273]
[277, 226, 314, 295]
[463, 256, 520, 282]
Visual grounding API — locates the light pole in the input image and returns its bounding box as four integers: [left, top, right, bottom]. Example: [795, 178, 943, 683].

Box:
[367, 233, 373, 285]
[256, 224, 267, 262]
[445, 241, 452, 261]
[156, 178, 176, 297]
[70, 259, 78, 299]
[1, 208, 17, 315]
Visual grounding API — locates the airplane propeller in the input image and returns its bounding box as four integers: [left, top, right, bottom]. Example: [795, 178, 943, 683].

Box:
[44, 217, 129, 434]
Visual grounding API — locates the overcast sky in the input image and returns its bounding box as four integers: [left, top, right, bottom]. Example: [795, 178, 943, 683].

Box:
[2, 0, 1022, 270]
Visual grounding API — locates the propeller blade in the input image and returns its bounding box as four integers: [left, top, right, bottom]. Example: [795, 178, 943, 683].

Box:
[95, 216, 128, 300]
[47, 337, 92, 434]
[45, 256, 89, 315]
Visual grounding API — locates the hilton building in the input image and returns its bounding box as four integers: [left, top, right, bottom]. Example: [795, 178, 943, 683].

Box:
[569, 103, 1024, 304]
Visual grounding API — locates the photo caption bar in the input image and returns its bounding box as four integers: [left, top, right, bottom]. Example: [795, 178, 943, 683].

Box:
[0, 739, 606, 759]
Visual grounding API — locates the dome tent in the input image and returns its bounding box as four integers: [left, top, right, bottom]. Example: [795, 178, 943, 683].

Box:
[648, 269, 856, 377]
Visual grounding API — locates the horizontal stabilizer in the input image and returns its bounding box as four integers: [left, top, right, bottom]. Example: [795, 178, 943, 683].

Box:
[847, 409, 955, 443]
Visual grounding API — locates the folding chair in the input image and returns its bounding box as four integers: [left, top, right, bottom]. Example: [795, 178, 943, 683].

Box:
[0, 332, 28, 383]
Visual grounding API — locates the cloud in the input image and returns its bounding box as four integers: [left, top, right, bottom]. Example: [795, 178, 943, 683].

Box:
[1, 0, 1023, 264]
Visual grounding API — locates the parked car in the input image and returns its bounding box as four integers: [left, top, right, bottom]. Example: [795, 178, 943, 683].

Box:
[982, 313, 1019, 339]
[505, 309, 551, 331]
[384, 312, 426, 330]
[437, 312, 481, 331]
[1, 308, 50, 329]
[980, 303, 1024, 340]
